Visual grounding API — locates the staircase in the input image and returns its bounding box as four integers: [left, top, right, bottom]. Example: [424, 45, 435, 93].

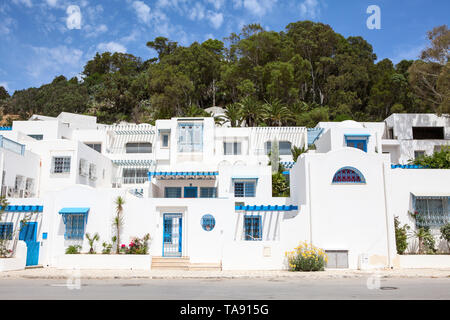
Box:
[151, 257, 222, 271]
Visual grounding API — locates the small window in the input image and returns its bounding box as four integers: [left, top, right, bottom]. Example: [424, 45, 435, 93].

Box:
[279, 141, 292, 155]
[161, 134, 169, 148]
[0, 222, 13, 240]
[122, 168, 148, 184]
[52, 156, 71, 173]
[79, 159, 89, 176]
[28, 134, 43, 141]
[412, 127, 444, 140]
[89, 163, 97, 180]
[224, 142, 242, 155]
[244, 216, 262, 241]
[85, 143, 102, 153]
[164, 187, 182, 198]
[265, 141, 272, 155]
[125, 142, 152, 153]
[201, 214, 215, 231]
[332, 167, 366, 184]
[414, 150, 425, 160]
[64, 215, 86, 240]
[234, 181, 256, 197]
[200, 187, 217, 198]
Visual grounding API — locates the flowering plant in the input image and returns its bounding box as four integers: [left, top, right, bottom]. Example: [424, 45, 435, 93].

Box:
[120, 234, 151, 254]
[285, 241, 327, 272]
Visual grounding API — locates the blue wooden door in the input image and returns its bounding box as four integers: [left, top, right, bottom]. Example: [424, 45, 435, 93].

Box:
[184, 187, 198, 198]
[163, 214, 182, 257]
[346, 139, 367, 152]
[19, 222, 40, 266]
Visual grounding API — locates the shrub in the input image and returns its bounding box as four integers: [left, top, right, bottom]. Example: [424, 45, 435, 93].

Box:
[101, 242, 112, 254]
[440, 223, 450, 252]
[120, 234, 151, 254]
[394, 216, 410, 254]
[286, 242, 327, 271]
[65, 245, 81, 254]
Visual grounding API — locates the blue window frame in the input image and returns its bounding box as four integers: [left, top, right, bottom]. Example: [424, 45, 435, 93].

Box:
[201, 214, 215, 231]
[200, 187, 217, 198]
[244, 216, 262, 241]
[184, 186, 198, 198]
[0, 222, 13, 240]
[165, 187, 182, 198]
[234, 181, 256, 197]
[64, 214, 85, 240]
[332, 167, 366, 184]
[345, 135, 369, 152]
[178, 122, 203, 152]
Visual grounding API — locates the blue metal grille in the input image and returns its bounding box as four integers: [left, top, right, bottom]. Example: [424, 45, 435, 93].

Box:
[163, 214, 182, 257]
[0, 222, 13, 240]
[244, 216, 262, 241]
[234, 181, 256, 197]
[201, 214, 215, 231]
[200, 187, 217, 198]
[64, 214, 85, 240]
[414, 198, 449, 227]
[332, 167, 366, 184]
[164, 187, 182, 198]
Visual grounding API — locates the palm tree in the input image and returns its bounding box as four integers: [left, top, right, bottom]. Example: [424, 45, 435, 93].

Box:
[262, 99, 291, 126]
[238, 96, 264, 127]
[221, 103, 244, 127]
[113, 196, 125, 254]
[85, 232, 100, 254]
[291, 145, 307, 162]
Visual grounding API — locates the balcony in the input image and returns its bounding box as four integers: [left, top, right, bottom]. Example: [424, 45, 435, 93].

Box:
[0, 135, 25, 156]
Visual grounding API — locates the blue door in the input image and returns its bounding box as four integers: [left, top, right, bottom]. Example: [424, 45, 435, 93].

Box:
[163, 214, 182, 257]
[184, 187, 198, 198]
[19, 222, 40, 266]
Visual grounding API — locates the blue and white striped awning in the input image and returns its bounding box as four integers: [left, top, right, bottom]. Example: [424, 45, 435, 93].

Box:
[58, 208, 89, 224]
[148, 171, 218, 180]
[235, 205, 298, 212]
[307, 128, 324, 145]
[1, 205, 43, 212]
[112, 129, 155, 135]
[280, 161, 296, 169]
[231, 176, 258, 181]
[112, 159, 154, 166]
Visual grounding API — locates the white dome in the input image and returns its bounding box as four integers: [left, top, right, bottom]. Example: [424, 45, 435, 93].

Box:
[338, 120, 363, 128]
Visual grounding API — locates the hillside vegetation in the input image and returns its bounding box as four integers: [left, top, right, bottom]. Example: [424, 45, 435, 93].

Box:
[0, 21, 448, 126]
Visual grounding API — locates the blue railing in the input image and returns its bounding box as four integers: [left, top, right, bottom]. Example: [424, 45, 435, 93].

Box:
[0, 135, 25, 155]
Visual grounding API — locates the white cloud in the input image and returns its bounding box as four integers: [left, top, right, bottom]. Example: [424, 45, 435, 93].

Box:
[207, 11, 223, 29]
[299, 0, 320, 19]
[85, 24, 108, 38]
[242, 0, 277, 17]
[0, 17, 15, 35]
[66, 5, 82, 30]
[97, 42, 127, 53]
[205, 0, 225, 10]
[27, 45, 84, 80]
[132, 1, 152, 24]
[12, 0, 32, 8]
[189, 2, 205, 21]
[46, 0, 58, 7]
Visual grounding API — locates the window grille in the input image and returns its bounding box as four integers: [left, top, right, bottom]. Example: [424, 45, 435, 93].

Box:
[64, 214, 85, 240]
[244, 216, 262, 241]
[234, 181, 256, 197]
[414, 198, 449, 227]
[332, 167, 366, 184]
[89, 163, 97, 180]
[52, 156, 71, 173]
[201, 214, 215, 231]
[178, 122, 203, 152]
[122, 168, 148, 184]
[200, 187, 217, 198]
[164, 187, 182, 198]
[0, 222, 13, 240]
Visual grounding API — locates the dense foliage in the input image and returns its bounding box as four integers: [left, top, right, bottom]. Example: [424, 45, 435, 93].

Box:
[409, 146, 450, 168]
[394, 216, 410, 255]
[0, 22, 448, 125]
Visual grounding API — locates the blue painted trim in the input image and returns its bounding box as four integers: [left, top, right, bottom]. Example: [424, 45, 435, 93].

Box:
[0, 127, 12, 131]
[1, 205, 43, 212]
[184, 186, 198, 198]
[344, 134, 371, 137]
[235, 205, 298, 212]
[59, 207, 90, 214]
[391, 164, 426, 169]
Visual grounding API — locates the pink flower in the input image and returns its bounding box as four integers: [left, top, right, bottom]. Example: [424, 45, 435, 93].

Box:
[129, 242, 134, 247]
[121, 244, 126, 248]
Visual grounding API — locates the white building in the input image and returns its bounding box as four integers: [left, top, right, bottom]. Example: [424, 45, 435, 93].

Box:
[0, 112, 449, 271]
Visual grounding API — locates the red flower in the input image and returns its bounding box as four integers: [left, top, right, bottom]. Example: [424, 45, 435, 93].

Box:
[121, 244, 126, 248]
[129, 242, 134, 247]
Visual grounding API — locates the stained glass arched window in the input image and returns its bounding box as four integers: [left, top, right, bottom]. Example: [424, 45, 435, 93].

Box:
[332, 167, 366, 184]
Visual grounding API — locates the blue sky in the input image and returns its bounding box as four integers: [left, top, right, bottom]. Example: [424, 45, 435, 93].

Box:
[0, 0, 449, 94]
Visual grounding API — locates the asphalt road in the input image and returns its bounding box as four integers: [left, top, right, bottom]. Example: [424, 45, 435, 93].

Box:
[0, 277, 449, 300]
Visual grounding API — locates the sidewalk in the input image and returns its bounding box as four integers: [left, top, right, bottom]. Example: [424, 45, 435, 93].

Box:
[1, 267, 449, 280]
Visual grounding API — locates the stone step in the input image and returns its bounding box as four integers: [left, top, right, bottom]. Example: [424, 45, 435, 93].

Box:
[151, 256, 191, 270]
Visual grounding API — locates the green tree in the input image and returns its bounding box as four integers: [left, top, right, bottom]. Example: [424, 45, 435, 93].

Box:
[113, 196, 125, 254]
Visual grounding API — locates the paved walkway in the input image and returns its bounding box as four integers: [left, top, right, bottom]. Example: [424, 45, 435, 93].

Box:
[1, 267, 449, 280]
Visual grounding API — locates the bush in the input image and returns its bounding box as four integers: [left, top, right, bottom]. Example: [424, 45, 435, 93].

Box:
[65, 245, 81, 254]
[101, 242, 113, 254]
[394, 216, 410, 254]
[440, 223, 450, 251]
[286, 242, 327, 271]
[120, 234, 151, 254]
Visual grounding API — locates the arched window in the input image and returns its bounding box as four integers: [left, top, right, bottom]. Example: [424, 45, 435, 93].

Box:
[201, 214, 215, 231]
[332, 167, 366, 184]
